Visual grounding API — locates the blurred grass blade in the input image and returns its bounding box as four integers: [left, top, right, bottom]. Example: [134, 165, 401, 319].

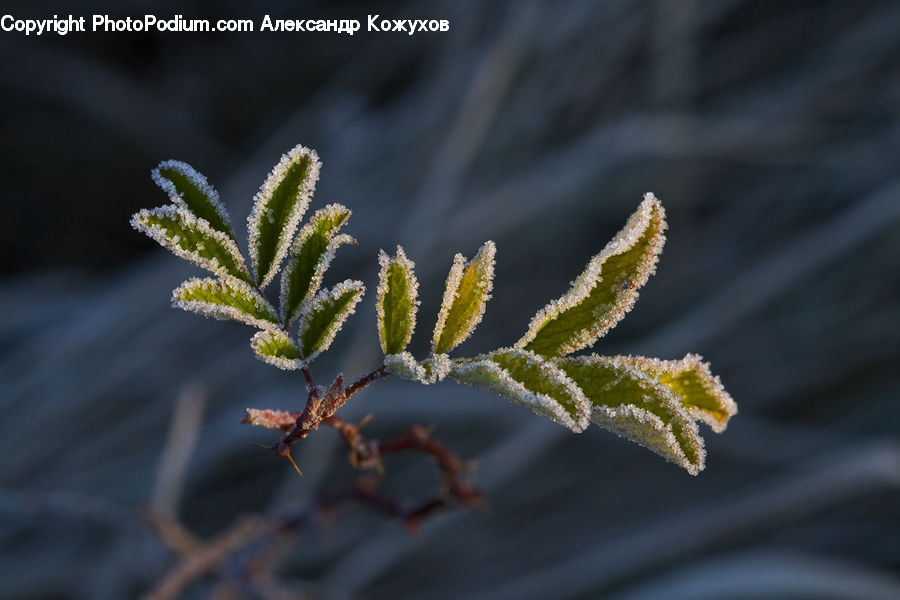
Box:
[152, 160, 235, 240]
[298, 280, 365, 361]
[451, 348, 589, 432]
[377, 246, 419, 355]
[280, 204, 354, 324]
[518, 194, 666, 356]
[554, 354, 705, 475]
[251, 328, 302, 370]
[131, 206, 251, 284]
[247, 144, 321, 288]
[610, 354, 737, 433]
[432, 241, 496, 354]
[172, 277, 279, 329]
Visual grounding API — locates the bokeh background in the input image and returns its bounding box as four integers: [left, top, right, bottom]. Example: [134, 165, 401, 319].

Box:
[2, 0, 899, 598]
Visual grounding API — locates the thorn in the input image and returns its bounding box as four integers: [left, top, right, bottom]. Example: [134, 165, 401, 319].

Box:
[283, 450, 304, 476]
[250, 441, 273, 450]
[358, 413, 375, 429]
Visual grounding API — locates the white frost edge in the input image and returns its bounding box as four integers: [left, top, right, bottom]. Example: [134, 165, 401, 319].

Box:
[562, 354, 705, 475]
[132, 205, 250, 284]
[431, 240, 496, 354]
[251, 328, 302, 370]
[171, 276, 278, 330]
[450, 347, 589, 432]
[247, 143, 321, 288]
[376, 246, 419, 355]
[516, 194, 666, 355]
[384, 351, 429, 383]
[297, 279, 365, 362]
[280, 204, 355, 324]
[151, 159, 234, 238]
[607, 354, 738, 433]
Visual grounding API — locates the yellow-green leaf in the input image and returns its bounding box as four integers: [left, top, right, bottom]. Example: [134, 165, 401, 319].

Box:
[432, 241, 496, 354]
[518, 194, 666, 357]
[280, 204, 354, 324]
[172, 277, 278, 329]
[297, 280, 365, 361]
[132, 206, 251, 284]
[377, 246, 419, 355]
[554, 354, 705, 475]
[152, 160, 235, 240]
[251, 328, 302, 370]
[608, 354, 737, 433]
[247, 144, 321, 288]
[451, 348, 589, 432]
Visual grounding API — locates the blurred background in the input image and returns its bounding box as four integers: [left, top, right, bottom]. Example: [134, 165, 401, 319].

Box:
[1, 0, 899, 598]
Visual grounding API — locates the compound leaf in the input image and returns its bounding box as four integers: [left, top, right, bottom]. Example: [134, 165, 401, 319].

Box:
[247, 144, 321, 288]
[377, 246, 419, 355]
[281, 204, 354, 324]
[251, 328, 302, 370]
[608, 354, 737, 433]
[450, 348, 589, 432]
[172, 277, 278, 329]
[518, 194, 666, 357]
[554, 354, 705, 475]
[433, 241, 496, 354]
[298, 280, 365, 361]
[152, 160, 235, 240]
[132, 206, 251, 284]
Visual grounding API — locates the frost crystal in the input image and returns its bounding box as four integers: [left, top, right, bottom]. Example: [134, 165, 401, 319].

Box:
[384, 351, 429, 383]
[242, 408, 299, 431]
[517, 194, 666, 356]
[607, 354, 737, 433]
[251, 328, 302, 370]
[376, 246, 420, 355]
[432, 241, 496, 354]
[171, 277, 279, 329]
[280, 203, 354, 324]
[297, 279, 365, 361]
[152, 159, 235, 240]
[450, 347, 590, 432]
[247, 144, 321, 288]
[132, 205, 251, 284]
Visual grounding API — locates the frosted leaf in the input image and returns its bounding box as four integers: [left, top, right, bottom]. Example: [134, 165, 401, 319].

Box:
[251, 328, 302, 370]
[152, 160, 235, 240]
[131, 205, 251, 284]
[608, 354, 737, 433]
[172, 277, 279, 329]
[297, 279, 365, 361]
[554, 355, 705, 475]
[281, 204, 354, 324]
[241, 408, 298, 431]
[450, 348, 590, 432]
[432, 241, 496, 354]
[247, 144, 321, 288]
[517, 194, 666, 356]
[376, 246, 419, 355]
[384, 351, 429, 383]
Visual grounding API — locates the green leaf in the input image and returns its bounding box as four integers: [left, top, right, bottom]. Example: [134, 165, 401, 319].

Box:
[608, 354, 737, 433]
[280, 204, 354, 324]
[377, 246, 419, 355]
[554, 355, 705, 475]
[132, 206, 251, 284]
[432, 241, 496, 354]
[152, 160, 235, 240]
[251, 328, 302, 370]
[297, 280, 365, 361]
[518, 194, 666, 356]
[172, 277, 279, 329]
[384, 351, 429, 383]
[247, 144, 321, 288]
[450, 348, 589, 432]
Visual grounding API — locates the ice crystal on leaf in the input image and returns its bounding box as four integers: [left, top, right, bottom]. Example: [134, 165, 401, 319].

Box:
[517, 194, 665, 357]
[247, 144, 321, 288]
[133, 140, 736, 476]
[376, 246, 419, 355]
